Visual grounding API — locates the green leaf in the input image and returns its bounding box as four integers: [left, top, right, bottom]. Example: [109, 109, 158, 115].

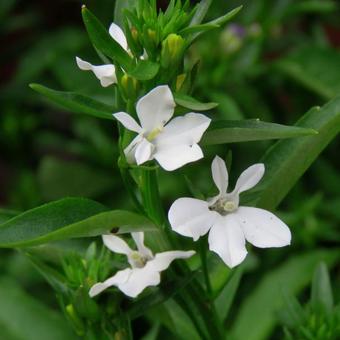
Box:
[82, 6, 132, 70]
[0, 277, 75, 340]
[190, 0, 212, 26]
[114, 0, 137, 27]
[201, 119, 317, 145]
[288, 1, 337, 14]
[30, 84, 114, 120]
[215, 267, 243, 321]
[180, 23, 219, 36]
[276, 46, 340, 100]
[254, 96, 340, 210]
[129, 60, 160, 80]
[174, 93, 218, 111]
[230, 249, 340, 340]
[207, 6, 243, 26]
[0, 209, 18, 224]
[311, 262, 334, 314]
[0, 198, 156, 247]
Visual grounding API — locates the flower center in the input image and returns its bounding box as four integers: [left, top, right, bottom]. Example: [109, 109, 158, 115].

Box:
[209, 197, 238, 215]
[130, 251, 148, 268]
[146, 127, 163, 141]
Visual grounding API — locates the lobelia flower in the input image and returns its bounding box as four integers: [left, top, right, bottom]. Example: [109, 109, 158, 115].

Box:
[76, 23, 128, 87]
[168, 156, 291, 268]
[113, 85, 211, 171]
[89, 232, 195, 298]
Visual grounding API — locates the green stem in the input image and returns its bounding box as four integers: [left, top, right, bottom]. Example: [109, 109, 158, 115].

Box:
[140, 168, 165, 226]
[199, 239, 213, 297]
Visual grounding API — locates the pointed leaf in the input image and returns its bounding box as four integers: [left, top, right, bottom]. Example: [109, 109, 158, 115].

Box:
[30, 84, 114, 120]
[0, 198, 156, 247]
[82, 6, 132, 70]
[174, 93, 218, 111]
[190, 0, 212, 26]
[311, 262, 334, 314]
[254, 96, 340, 210]
[201, 119, 317, 145]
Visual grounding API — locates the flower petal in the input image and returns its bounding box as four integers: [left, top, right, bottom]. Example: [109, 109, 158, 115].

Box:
[102, 234, 132, 255]
[150, 250, 195, 272]
[155, 112, 211, 148]
[135, 138, 155, 165]
[233, 163, 265, 194]
[154, 143, 203, 171]
[113, 112, 142, 133]
[108, 23, 128, 50]
[237, 207, 291, 248]
[118, 266, 161, 298]
[89, 268, 131, 297]
[131, 232, 153, 258]
[211, 156, 228, 195]
[136, 85, 175, 133]
[208, 214, 247, 268]
[76, 57, 116, 87]
[168, 197, 218, 241]
[124, 134, 143, 164]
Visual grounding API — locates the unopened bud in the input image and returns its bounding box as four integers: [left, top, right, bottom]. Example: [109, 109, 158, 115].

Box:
[161, 34, 185, 68]
[66, 304, 85, 336]
[121, 74, 138, 99]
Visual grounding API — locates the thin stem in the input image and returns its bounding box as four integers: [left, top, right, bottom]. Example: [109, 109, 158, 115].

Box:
[199, 239, 212, 297]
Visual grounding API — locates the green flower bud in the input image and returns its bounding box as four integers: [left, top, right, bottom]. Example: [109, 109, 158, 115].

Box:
[65, 304, 85, 336]
[120, 74, 139, 100]
[161, 33, 185, 68]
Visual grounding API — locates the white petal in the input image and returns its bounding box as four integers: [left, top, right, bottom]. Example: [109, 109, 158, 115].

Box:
[154, 143, 203, 171]
[136, 85, 175, 133]
[150, 250, 195, 271]
[168, 198, 218, 241]
[113, 112, 142, 133]
[237, 207, 291, 248]
[124, 134, 143, 164]
[135, 138, 155, 165]
[208, 215, 248, 268]
[118, 266, 161, 298]
[109, 23, 128, 50]
[89, 268, 131, 297]
[233, 164, 265, 194]
[155, 112, 211, 148]
[102, 234, 132, 255]
[76, 57, 117, 87]
[131, 232, 153, 258]
[211, 156, 228, 195]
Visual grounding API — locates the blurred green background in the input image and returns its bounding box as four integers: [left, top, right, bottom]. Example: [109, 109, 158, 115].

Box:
[0, 0, 339, 339]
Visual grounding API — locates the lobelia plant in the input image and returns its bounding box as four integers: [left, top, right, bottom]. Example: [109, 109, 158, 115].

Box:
[1, 0, 339, 339]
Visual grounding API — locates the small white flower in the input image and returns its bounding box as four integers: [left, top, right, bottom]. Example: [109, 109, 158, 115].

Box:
[76, 23, 128, 87]
[168, 156, 291, 268]
[113, 85, 211, 171]
[89, 232, 195, 298]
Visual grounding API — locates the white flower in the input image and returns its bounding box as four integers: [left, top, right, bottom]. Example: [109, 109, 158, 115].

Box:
[113, 85, 211, 171]
[76, 23, 128, 87]
[168, 156, 291, 268]
[89, 232, 195, 298]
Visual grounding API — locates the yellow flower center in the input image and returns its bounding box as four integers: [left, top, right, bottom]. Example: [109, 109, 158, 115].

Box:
[146, 127, 163, 141]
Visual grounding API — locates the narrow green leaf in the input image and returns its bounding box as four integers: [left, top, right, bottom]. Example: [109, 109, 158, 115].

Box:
[114, 0, 137, 27]
[201, 119, 317, 145]
[190, 0, 212, 26]
[180, 23, 219, 36]
[30, 84, 114, 120]
[174, 93, 218, 111]
[82, 6, 132, 70]
[207, 6, 243, 26]
[129, 60, 160, 80]
[230, 249, 340, 340]
[254, 96, 340, 210]
[0, 198, 156, 247]
[311, 262, 334, 314]
[0, 277, 75, 340]
[215, 267, 243, 321]
[0, 209, 18, 224]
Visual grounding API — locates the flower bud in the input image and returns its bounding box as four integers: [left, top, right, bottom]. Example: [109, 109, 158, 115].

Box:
[120, 74, 139, 100]
[161, 33, 185, 68]
[65, 304, 85, 336]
